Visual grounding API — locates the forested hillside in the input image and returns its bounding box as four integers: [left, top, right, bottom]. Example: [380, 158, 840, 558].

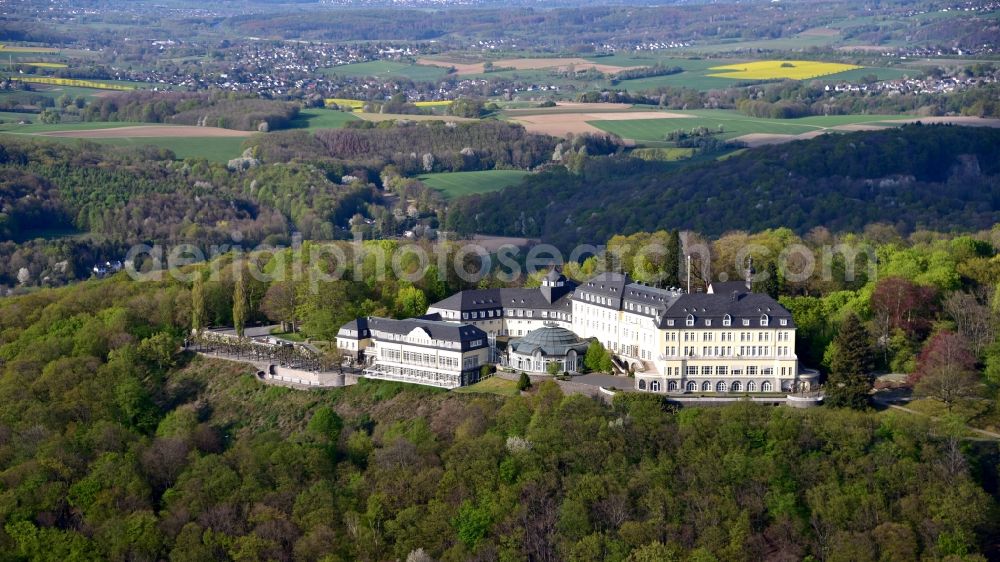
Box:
[0, 140, 375, 287]
[247, 120, 620, 175]
[0, 270, 997, 560]
[445, 125, 1000, 250]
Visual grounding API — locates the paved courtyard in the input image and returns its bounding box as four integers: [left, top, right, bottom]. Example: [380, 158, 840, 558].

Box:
[573, 373, 634, 390]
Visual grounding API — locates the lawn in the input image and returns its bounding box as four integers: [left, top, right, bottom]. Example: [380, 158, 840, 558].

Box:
[685, 33, 840, 53]
[589, 109, 910, 144]
[0, 120, 149, 133]
[452, 376, 521, 397]
[322, 60, 450, 82]
[289, 108, 360, 130]
[417, 170, 531, 198]
[1, 133, 247, 162]
[356, 113, 475, 123]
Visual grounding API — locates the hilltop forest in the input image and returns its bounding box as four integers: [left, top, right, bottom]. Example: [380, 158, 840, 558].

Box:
[0, 245, 998, 559]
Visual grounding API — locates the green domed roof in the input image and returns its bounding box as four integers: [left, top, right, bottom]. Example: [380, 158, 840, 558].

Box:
[511, 325, 589, 357]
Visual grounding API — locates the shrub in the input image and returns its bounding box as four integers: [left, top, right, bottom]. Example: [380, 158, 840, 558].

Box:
[517, 372, 531, 391]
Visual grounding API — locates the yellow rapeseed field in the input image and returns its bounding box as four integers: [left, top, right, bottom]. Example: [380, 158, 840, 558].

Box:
[22, 62, 69, 68]
[10, 76, 134, 90]
[324, 98, 365, 110]
[324, 99, 453, 111]
[0, 44, 60, 53]
[708, 60, 861, 80]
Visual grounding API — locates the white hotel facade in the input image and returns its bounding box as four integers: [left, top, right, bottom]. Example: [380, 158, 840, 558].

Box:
[339, 269, 817, 393]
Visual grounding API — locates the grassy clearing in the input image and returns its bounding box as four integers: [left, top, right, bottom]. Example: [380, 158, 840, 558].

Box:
[0, 111, 38, 123]
[685, 34, 840, 53]
[0, 120, 147, 134]
[356, 113, 474, 123]
[452, 376, 521, 397]
[290, 108, 360, 130]
[1, 133, 246, 162]
[708, 60, 861, 80]
[417, 170, 531, 198]
[322, 60, 449, 82]
[589, 109, 909, 143]
[269, 329, 307, 343]
[629, 147, 696, 161]
[0, 84, 108, 101]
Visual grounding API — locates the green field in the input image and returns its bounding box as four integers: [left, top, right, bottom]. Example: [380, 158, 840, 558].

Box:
[452, 376, 521, 396]
[290, 108, 360, 130]
[417, 170, 531, 198]
[322, 60, 450, 82]
[0, 132, 247, 162]
[0, 120, 146, 133]
[684, 33, 841, 54]
[590, 109, 909, 144]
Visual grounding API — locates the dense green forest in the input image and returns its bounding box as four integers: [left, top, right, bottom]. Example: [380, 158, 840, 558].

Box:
[81, 92, 303, 132]
[0, 234, 999, 559]
[248, 120, 621, 175]
[445, 125, 1000, 249]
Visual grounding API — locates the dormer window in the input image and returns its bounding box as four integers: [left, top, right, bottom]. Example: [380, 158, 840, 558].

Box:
[705, 319, 712, 327]
[779, 318, 787, 326]
[742, 319, 750, 326]
[686, 314, 695, 327]
[722, 314, 731, 327]
[760, 314, 769, 327]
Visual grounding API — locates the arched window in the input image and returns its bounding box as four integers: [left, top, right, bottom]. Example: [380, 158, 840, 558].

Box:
[716, 381, 728, 393]
[686, 314, 695, 327]
[686, 381, 697, 392]
[638, 380, 647, 390]
[701, 381, 711, 392]
[668, 381, 677, 392]
[651, 380, 660, 392]
[731, 381, 742, 392]
[747, 381, 757, 392]
[761, 381, 772, 392]
[760, 314, 769, 327]
[722, 314, 731, 327]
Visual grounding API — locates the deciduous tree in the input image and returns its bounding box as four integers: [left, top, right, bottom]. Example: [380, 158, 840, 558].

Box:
[912, 331, 982, 410]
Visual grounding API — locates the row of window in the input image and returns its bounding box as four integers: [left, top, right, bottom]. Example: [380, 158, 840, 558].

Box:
[639, 379, 775, 393]
[668, 345, 785, 357]
[460, 308, 571, 322]
[666, 316, 789, 328]
[368, 364, 461, 382]
[668, 330, 792, 343]
[373, 330, 462, 349]
[663, 365, 795, 377]
[381, 349, 461, 370]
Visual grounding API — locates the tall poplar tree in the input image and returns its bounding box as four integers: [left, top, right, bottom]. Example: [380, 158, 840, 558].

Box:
[664, 229, 681, 288]
[232, 261, 248, 338]
[191, 273, 206, 333]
